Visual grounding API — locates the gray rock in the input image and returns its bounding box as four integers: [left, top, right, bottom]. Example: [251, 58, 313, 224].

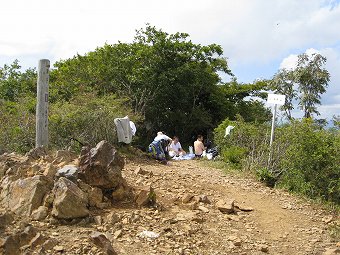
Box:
[198, 195, 211, 204]
[259, 244, 269, 253]
[94, 215, 102, 225]
[52, 177, 89, 219]
[39, 238, 59, 253]
[26, 232, 47, 250]
[55, 165, 79, 183]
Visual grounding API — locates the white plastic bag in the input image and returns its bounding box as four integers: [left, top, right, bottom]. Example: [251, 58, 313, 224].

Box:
[137, 230, 159, 239]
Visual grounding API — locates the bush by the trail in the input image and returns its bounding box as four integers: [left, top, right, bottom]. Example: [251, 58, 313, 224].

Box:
[276, 119, 340, 203]
[0, 93, 140, 153]
[214, 116, 270, 170]
[214, 117, 340, 204]
[0, 97, 36, 153]
[49, 93, 138, 151]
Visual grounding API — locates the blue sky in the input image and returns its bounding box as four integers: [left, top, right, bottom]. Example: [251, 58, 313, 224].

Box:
[1, 0, 339, 120]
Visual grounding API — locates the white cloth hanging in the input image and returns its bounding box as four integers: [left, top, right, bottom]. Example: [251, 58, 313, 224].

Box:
[130, 121, 137, 136]
[224, 125, 235, 137]
[114, 116, 133, 144]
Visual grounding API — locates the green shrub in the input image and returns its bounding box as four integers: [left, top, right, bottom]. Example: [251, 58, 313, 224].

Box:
[0, 93, 142, 153]
[49, 93, 141, 151]
[214, 117, 340, 204]
[276, 119, 340, 203]
[256, 167, 277, 187]
[221, 146, 248, 168]
[0, 97, 36, 153]
[214, 115, 270, 171]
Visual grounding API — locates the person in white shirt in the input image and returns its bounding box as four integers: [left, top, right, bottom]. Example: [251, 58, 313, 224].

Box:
[168, 136, 186, 158]
[154, 131, 172, 142]
[148, 132, 172, 163]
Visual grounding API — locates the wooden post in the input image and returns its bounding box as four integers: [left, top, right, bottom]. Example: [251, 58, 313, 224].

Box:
[36, 59, 50, 148]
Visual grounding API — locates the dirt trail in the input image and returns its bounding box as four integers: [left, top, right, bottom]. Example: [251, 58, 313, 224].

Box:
[4, 158, 338, 255]
[117, 159, 338, 255]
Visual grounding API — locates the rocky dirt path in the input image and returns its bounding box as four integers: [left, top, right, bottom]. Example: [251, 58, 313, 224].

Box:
[115, 159, 338, 255]
[3, 157, 339, 255]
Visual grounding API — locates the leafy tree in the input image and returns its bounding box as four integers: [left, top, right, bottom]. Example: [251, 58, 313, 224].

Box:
[0, 60, 22, 101]
[295, 53, 330, 118]
[333, 115, 340, 129]
[217, 78, 271, 123]
[270, 69, 296, 120]
[269, 53, 330, 119]
[0, 60, 37, 101]
[50, 25, 234, 141]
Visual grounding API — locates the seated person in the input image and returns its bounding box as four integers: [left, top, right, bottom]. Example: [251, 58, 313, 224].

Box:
[194, 135, 206, 158]
[168, 136, 186, 158]
[148, 132, 172, 163]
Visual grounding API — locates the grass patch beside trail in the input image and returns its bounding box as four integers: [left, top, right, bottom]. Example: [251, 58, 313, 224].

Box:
[117, 145, 149, 161]
[329, 222, 340, 240]
[199, 158, 252, 178]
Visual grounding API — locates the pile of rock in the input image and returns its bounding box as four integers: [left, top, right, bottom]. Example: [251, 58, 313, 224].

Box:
[0, 140, 142, 254]
[0, 141, 131, 221]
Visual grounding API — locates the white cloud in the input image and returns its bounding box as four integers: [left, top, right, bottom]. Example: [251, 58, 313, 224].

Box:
[279, 54, 298, 70]
[1, 0, 340, 63]
[1, 0, 340, 118]
[318, 104, 340, 119]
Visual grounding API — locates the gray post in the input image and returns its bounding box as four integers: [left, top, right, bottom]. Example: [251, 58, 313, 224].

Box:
[268, 104, 277, 168]
[269, 104, 277, 146]
[36, 59, 50, 148]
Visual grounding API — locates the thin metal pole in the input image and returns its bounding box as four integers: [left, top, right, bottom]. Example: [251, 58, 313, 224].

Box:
[36, 59, 50, 148]
[268, 104, 277, 168]
[270, 104, 277, 147]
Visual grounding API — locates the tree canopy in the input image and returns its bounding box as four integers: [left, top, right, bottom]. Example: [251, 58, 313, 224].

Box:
[49, 25, 270, 142]
[270, 53, 330, 119]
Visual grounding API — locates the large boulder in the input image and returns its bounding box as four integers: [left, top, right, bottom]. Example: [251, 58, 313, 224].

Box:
[52, 177, 89, 219]
[0, 175, 52, 216]
[78, 141, 124, 190]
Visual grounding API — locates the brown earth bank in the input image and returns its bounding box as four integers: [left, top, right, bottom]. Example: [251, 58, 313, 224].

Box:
[0, 142, 339, 255]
